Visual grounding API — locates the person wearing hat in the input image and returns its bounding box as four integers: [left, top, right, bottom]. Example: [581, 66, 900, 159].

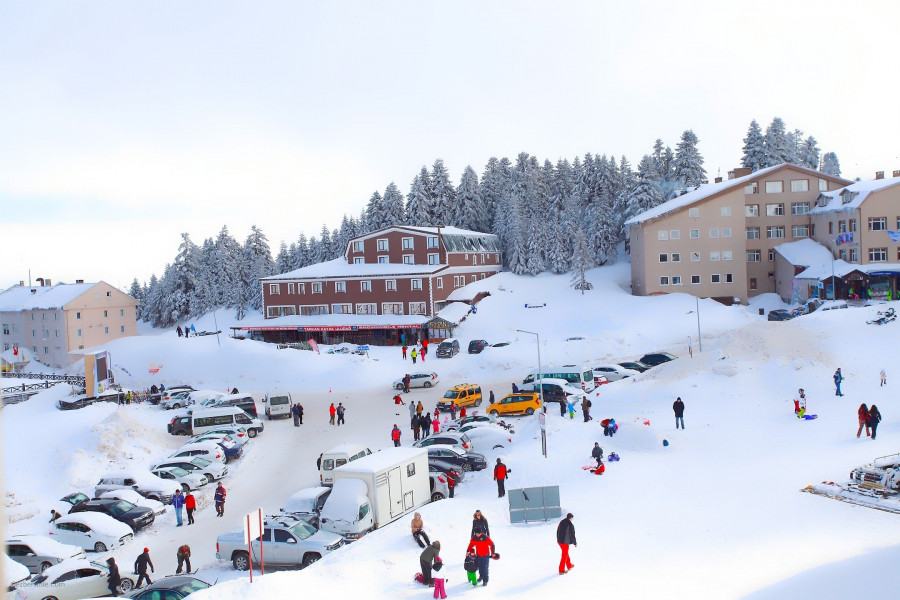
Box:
[419, 540, 441, 587]
[793, 389, 804, 416]
[493, 458, 508, 498]
[411, 512, 430, 548]
[106, 557, 121, 596]
[557, 513, 576, 575]
[175, 544, 192, 574]
[134, 547, 154, 588]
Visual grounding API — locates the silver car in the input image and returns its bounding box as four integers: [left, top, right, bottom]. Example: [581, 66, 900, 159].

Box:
[6, 535, 86, 574]
[392, 372, 440, 390]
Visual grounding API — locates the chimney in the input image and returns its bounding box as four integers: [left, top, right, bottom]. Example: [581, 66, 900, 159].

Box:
[76, 279, 84, 284]
[876, 171, 884, 180]
[730, 167, 752, 179]
[714, 176, 723, 184]
[46, 278, 51, 286]
[36, 277, 44, 286]
[893, 170, 900, 178]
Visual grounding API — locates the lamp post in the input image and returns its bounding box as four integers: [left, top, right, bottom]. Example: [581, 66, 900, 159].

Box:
[516, 328, 547, 458]
[686, 297, 702, 353]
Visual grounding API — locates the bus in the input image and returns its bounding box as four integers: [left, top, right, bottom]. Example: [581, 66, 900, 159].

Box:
[522, 365, 596, 392]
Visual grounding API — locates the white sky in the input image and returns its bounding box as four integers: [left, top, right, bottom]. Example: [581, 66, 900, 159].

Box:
[2, 0, 899, 289]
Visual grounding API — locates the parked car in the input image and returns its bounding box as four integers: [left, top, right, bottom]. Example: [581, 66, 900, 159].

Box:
[183, 436, 244, 461]
[149, 466, 208, 491]
[94, 471, 174, 504]
[618, 361, 651, 373]
[123, 575, 211, 600]
[280, 486, 332, 528]
[767, 309, 795, 321]
[216, 515, 344, 570]
[193, 425, 250, 442]
[435, 338, 460, 358]
[6, 535, 86, 574]
[436, 383, 482, 411]
[392, 372, 439, 390]
[489, 392, 541, 417]
[5, 553, 31, 589]
[427, 460, 465, 483]
[592, 364, 640, 382]
[264, 391, 292, 419]
[158, 386, 196, 407]
[150, 456, 228, 482]
[188, 389, 225, 406]
[467, 340, 489, 354]
[69, 499, 155, 532]
[208, 393, 259, 418]
[169, 441, 228, 464]
[96, 489, 166, 517]
[49, 513, 133, 552]
[445, 414, 495, 430]
[187, 431, 245, 450]
[12, 559, 135, 599]
[639, 352, 678, 367]
[429, 472, 450, 501]
[425, 445, 487, 472]
[413, 432, 474, 453]
[56, 492, 90, 515]
[162, 390, 194, 410]
[521, 379, 584, 403]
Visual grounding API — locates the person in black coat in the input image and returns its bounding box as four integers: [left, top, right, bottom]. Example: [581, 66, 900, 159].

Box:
[673, 397, 685, 429]
[419, 540, 441, 586]
[591, 442, 603, 466]
[420, 412, 432, 437]
[582, 398, 592, 422]
[556, 513, 577, 574]
[869, 405, 882, 440]
[106, 557, 121, 597]
[471, 509, 490, 538]
[134, 548, 154, 588]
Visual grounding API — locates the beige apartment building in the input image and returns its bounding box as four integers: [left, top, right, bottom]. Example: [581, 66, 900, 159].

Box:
[627, 164, 851, 303]
[0, 280, 138, 368]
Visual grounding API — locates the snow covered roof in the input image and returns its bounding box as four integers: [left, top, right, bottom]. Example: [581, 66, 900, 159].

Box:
[334, 447, 426, 474]
[324, 443, 371, 454]
[773, 239, 835, 268]
[798, 261, 900, 280]
[809, 177, 900, 214]
[232, 312, 430, 330]
[263, 258, 445, 281]
[0, 282, 97, 312]
[436, 302, 472, 325]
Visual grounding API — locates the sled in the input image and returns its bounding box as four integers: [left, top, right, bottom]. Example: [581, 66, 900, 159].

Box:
[802, 414, 818, 420]
[801, 481, 900, 514]
[866, 308, 896, 325]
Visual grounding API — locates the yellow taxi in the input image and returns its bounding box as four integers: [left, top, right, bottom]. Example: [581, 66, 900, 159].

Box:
[437, 383, 483, 410]
[489, 392, 541, 417]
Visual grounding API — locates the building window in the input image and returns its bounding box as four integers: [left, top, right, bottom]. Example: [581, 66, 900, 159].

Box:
[690, 229, 700, 239]
[672, 276, 682, 285]
[104, 327, 109, 334]
[838, 220, 847, 233]
[744, 182, 758, 195]
[725, 273, 734, 283]
[119, 309, 124, 317]
[711, 274, 721, 284]
[868, 217, 887, 231]
[850, 219, 857, 232]
[792, 225, 810, 238]
[710, 251, 720, 262]
[77, 329, 82, 337]
[428, 253, 439, 265]
[819, 178, 828, 191]
[360, 280, 372, 292]
[690, 275, 701, 284]
[670, 230, 680, 240]
[299, 283, 306, 294]
[869, 248, 888, 262]
[765, 181, 783, 194]
[723, 251, 733, 261]
[691, 252, 700, 262]
[377, 238, 389, 251]
[354, 257, 364, 264]
[120, 325, 125, 333]
[356, 303, 377, 315]
[746, 227, 760, 240]
[722, 228, 732, 238]
[839, 249, 847, 260]
[385, 280, 397, 291]
[453, 276, 464, 288]
[765, 203, 784, 216]
[267, 306, 297, 317]
[409, 302, 426, 315]
[768, 249, 775, 261]
[747, 250, 761, 262]
[766, 226, 785, 239]
[709, 228, 719, 239]
[402, 237, 414, 250]
[378, 256, 388, 264]
[103, 310, 108, 318]
[269, 284, 279, 295]
[288, 283, 295, 294]
[659, 253, 668, 263]
[471, 275, 477, 283]
[300, 305, 329, 316]
[352, 241, 363, 253]
[332, 303, 352, 314]
[335, 281, 346, 293]
[658, 230, 669, 241]
[671, 253, 681, 263]
[791, 202, 809, 215]
[850, 248, 858, 262]
[382, 302, 403, 315]
[720, 206, 731, 217]
[76, 312, 81, 319]
[689, 208, 699, 218]
[411, 279, 422, 290]
[427, 236, 439, 248]
[659, 276, 669, 286]
[436, 278, 443, 289]
[403, 255, 414, 265]
[828, 222, 834, 234]
[750, 278, 758, 290]
[790, 179, 809, 192]
[745, 204, 759, 217]
[311, 282, 323, 294]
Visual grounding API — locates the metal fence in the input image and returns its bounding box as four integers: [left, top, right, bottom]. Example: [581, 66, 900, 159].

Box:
[507, 485, 562, 524]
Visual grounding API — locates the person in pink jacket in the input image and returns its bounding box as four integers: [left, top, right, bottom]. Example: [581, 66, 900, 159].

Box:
[432, 416, 440, 433]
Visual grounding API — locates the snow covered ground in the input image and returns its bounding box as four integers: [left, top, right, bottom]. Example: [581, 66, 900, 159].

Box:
[3, 261, 899, 599]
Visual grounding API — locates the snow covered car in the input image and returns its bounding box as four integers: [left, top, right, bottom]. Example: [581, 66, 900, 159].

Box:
[94, 471, 174, 504]
[6, 535, 86, 574]
[125, 575, 211, 600]
[392, 372, 440, 390]
[413, 432, 475, 453]
[280, 486, 332, 528]
[169, 441, 228, 464]
[49, 513, 133, 552]
[149, 466, 208, 491]
[184, 434, 244, 459]
[193, 425, 250, 444]
[12, 558, 135, 599]
[97, 488, 166, 517]
[68, 498, 155, 532]
[445, 414, 495, 430]
[592, 364, 640, 382]
[4, 553, 31, 589]
[150, 456, 228, 482]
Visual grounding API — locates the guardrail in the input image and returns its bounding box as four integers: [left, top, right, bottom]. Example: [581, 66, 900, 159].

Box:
[1, 372, 85, 386]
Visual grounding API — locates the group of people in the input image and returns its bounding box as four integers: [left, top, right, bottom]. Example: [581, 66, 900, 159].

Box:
[328, 402, 346, 425]
[170, 489, 197, 526]
[857, 403, 883, 439]
[416, 509, 497, 592]
[175, 324, 196, 338]
[402, 339, 428, 363]
[104, 544, 192, 596]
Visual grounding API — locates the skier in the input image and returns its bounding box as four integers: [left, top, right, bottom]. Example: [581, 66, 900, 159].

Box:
[329, 403, 336, 425]
[869, 405, 882, 440]
[467, 531, 496, 587]
[106, 557, 121, 596]
[857, 403, 870, 438]
[673, 396, 685, 429]
[834, 368, 844, 396]
[391, 424, 402, 447]
[556, 513, 576, 575]
[134, 548, 154, 588]
[175, 544, 191, 574]
[185, 491, 196, 525]
[337, 402, 346, 425]
[214, 483, 226, 517]
[493, 458, 508, 498]
[411, 511, 430, 548]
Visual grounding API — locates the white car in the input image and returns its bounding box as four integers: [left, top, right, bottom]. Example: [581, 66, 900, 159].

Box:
[49, 513, 133, 552]
[12, 558, 135, 599]
[392, 372, 440, 390]
[162, 390, 194, 410]
[169, 441, 228, 464]
[592, 364, 640, 383]
[190, 389, 226, 406]
[188, 431, 245, 449]
[150, 456, 228, 481]
[193, 425, 250, 444]
[97, 489, 167, 517]
[6, 535, 86, 574]
[94, 471, 175, 504]
[149, 466, 208, 491]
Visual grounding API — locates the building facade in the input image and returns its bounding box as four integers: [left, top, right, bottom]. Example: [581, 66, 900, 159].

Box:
[0, 280, 139, 368]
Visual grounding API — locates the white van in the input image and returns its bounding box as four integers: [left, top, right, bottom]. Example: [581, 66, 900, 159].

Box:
[264, 391, 292, 420]
[318, 444, 372, 486]
[522, 364, 597, 392]
[168, 406, 265, 437]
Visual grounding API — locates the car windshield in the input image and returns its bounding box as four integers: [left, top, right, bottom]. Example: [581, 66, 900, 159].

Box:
[442, 391, 459, 399]
[66, 492, 89, 505]
[289, 520, 317, 540]
[176, 579, 211, 594]
[270, 396, 289, 405]
[109, 500, 136, 515]
[168, 467, 189, 477]
[191, 457, 211, 467]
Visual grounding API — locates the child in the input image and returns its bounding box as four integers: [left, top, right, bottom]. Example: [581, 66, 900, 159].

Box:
[797, 391, 807, 419]
[464, 548, 478, 586]
[567, 399, 575, 420]
[433, 556, 446, 599]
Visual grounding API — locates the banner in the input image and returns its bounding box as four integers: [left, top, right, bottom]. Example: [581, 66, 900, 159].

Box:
[887, 230, 900, 243]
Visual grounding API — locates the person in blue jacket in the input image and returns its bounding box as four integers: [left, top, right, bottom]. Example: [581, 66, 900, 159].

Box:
[172, 489, 184, 526]
[834, 368, 844, 396]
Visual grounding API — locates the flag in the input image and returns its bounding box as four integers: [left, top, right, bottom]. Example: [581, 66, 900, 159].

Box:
[887, 230, 900, 243]
[13, 345, 18, 356]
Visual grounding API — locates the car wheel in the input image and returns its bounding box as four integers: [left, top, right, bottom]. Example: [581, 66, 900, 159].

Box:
[476, 399, 482, 407]
[431, 491, 445, 502]
[41, 596, 59, 600]
[94, 542, 108, 552]
[173, 403, 181, 409]
[233, 551, 250, 571]
[205, 472, 216, 481]
[118, 578, 134, 593]
[39, 561, 53, 572]
[461, 463, 473, 472]
[248, 428, 258, 438]
[525, 408, 535, 415]
[302, 553, 321, 568]
[181, 483, 190, 492]
[490, 410, 499, 417]
[396, 383, 404, 391]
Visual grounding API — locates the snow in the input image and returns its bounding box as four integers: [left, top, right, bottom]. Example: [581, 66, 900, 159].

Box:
[0, 281, 96, 311]
[809, 176, 900, 214]
[263, 257, 444, 280]
[435, 302, 472, 324]
[282, 487, 329, 514]
[319, 480, 368, 522]
[4, 554, 30, 587]
[4, 535, 83, 559]
[56, 513, 132, 537]
[4, 262, 900, 599]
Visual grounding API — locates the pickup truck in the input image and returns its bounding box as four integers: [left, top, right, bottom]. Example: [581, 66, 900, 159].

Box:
[215, 516, 344, 571]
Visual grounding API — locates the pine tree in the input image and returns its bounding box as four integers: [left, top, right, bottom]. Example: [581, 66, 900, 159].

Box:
[673, 129, 707, 187]
[292, 233, 310, 269]
[570, 227, 593, 294]
[382, 183, 406, 227]
[429, 159, 455, 226]
[764, 117, 791, 166]
[239, 225, 274, 315]
[628, 155, 666, 215]
[365, 191, 385, 232]
[821, 152, 841, 176]
[405, 171, 432, 226]
[481, 157, 512, 234]
[741, 119, 767, 172]
[128, 279, 144, 319]
[801, 136, 820, 170]
[275, 241, 291, 274]
[168, 233, 202, 322]
[211, 226, 243, 309]
[318, 225, 333, 260]
[451, 166, 482, 230]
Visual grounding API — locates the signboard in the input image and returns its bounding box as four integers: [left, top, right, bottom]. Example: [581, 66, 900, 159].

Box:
[508, 486, 561, 524]
[524, 303, 547, 308]
[243, 508, 264, 581]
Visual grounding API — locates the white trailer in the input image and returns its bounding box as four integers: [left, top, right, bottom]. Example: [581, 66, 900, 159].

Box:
[319, 447, 430, 540]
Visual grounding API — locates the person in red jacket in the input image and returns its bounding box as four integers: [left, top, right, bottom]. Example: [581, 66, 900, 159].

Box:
[185, 491, 196, 525]
[493, 458, 508, 498]
[391, 424, 401, 447]
[466, 531, 495, 586]
[329, 403, 336, 425]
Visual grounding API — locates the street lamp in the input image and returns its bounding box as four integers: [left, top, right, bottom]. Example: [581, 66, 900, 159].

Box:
[516, 329, 547, 458]
[686, 296, 702, 353]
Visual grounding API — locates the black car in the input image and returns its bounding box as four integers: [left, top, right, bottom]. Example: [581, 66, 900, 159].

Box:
[767, 309, 794, 321]
[637, 352, 678, 367]
[69, 499, 155, 532]
[426, 447, 487, 472]
[428, 460, 465, 483]
[468, 340, 489, 354]
[59, 492, 90, 512]
[124, 575, 211, 599]
[618, 361, 651, 373]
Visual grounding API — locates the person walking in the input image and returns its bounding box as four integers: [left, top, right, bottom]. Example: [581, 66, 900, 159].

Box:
[106, 557, 121, 597]
[214, 483, 226, 517]
[869, 405, 882, 440]
[412, 414, 421, 441]
[582, 397, 592, 422]
[447, 470, 458, 498]
[402, 345, 407, 360]
[184, 327, 189, 338]
[493, 458, 508, 498]
[421, 412, 432, 437]
[471, 509, 490, 538]
[556, 513, 576, 575]
[467, 531, 496, 587]
[337, 402, 346, 425]
[185, 491, 196, 525]
[391, 424, 402, 447]
[190, 324, 196, 334]
[450, 401, 457, 420]
[419, 540, 441, 587]
[673, 397, 685, 429]
[394, 394, 405, 416]
[416, 401, 424, 416]
[134, 548, 154, 588]
[489, 390, 495, 404]
[403, 374, 411, 393]
[591, 442, 603, 466]
[857, 403, 871, 438]
[172, 489, 184, 526]
[559, 395, 566, 417]
[329, 403, 336, 425]
[422, 338, 428, 357]
[464, 548, 479, 586]
[411, 348, 418, 364]
[460, 405, 467, 419]
[292, 403, 301, 426]
[567, 398, 575, 419]
[295, 401, 304, 425]
[408, 397, 416, 420]
[411, 512, 430, 548]
[176, 325, 183, 338]
[834, 368, 844, 396]
[175, 544, 191, 574]
[432, 414, 440, 434]
[880, 368, 887, 387]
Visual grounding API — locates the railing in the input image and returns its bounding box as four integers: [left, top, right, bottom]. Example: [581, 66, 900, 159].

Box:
[1, 372, 85, 386]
